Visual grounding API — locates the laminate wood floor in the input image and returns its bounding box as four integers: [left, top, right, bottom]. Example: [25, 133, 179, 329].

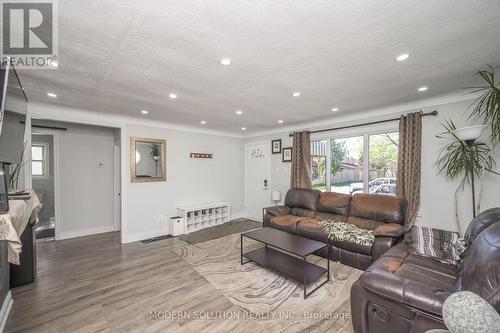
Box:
[5, 232, 261, 333]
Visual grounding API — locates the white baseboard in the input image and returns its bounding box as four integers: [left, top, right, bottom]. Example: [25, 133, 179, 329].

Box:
[231, 213, 245, 220]
[0, 291, 13, 333]
[121, 229, 169, 244]
[58, 225, 118, 240]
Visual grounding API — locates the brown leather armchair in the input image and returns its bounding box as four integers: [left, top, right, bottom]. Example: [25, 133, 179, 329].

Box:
[350, 208, 500, 333]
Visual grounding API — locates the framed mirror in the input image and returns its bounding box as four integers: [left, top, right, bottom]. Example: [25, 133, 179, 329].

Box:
[130, 137, 166, 183]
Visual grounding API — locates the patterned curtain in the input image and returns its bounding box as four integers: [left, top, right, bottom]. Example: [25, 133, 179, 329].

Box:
[397, 111, 422, 230]
[290, 131, 312, 189]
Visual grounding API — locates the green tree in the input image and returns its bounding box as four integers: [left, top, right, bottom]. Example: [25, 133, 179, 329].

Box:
[369, 133, 399, 177]
[331, 140, 346, 175]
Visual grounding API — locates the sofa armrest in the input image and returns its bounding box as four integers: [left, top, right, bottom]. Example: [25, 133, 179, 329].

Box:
[359, 269, 452, 316]
[373, 223, 405, 238]
[372, 236, 398, 260]
[264, 205, 290, 217]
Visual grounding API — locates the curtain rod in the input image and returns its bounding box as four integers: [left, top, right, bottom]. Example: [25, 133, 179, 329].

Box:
[20, 121, 67, 131]
[289, 110, 438, 137]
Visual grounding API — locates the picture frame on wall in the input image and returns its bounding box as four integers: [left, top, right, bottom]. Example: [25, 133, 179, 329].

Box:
[272, 139, 282, 154]
[282, 147, 292, 162]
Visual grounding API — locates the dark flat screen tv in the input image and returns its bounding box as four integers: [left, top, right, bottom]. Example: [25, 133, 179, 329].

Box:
[0, 58, 28, 165]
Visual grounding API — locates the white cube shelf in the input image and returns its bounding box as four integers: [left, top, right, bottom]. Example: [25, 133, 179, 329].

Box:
[177, 202, 231, 234]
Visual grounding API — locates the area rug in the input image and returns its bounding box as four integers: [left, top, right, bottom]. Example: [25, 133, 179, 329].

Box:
[179, 218, 262, 244]
[176, 232, 363, 333]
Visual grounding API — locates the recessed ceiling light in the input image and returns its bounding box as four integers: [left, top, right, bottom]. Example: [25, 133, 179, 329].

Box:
[292, 91, 301, 97]
[396, 53, 410, 62]
[331, 107, 339, 112]
[169, 93, 177, 99]
[235, 110, 243, 115]
[219, 58, 232, 66]
[278, 120, 284, 124]
[241, 127, 246, 131]
[200, 121, 206, 125]
[141, 110, 148, 114]
[418, 86, 428, 92]
[47, 92, 57, 98]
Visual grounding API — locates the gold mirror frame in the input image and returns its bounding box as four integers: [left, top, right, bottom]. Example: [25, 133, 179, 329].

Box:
[130, 137, 167, 183]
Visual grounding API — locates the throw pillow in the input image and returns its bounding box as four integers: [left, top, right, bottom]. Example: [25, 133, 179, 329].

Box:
[318, 220, 375, 246]
[404, 226, 466, 265]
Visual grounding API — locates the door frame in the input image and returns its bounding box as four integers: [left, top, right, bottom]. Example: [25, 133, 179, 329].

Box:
[244, 141, 272, 221]
[31, 129, 61, 240]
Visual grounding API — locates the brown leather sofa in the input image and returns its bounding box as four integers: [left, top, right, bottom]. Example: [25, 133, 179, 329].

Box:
[263, 188, 406, 270]
[350, 207, 500, 333]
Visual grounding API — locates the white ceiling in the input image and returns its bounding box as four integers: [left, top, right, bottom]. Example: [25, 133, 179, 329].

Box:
[18, 0, 500, 135]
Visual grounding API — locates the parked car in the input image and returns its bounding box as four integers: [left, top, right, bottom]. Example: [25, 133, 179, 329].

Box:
[371, 183, 396, 196]
[349, 177, 396, 194]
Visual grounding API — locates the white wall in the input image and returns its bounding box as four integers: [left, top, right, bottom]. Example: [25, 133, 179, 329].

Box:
[245, 99, 500, 234]
[31, 119, 118, 239]
[123, 124, 244, 242]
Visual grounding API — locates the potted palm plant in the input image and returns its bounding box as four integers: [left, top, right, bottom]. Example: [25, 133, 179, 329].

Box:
[436, 67, 500, 235]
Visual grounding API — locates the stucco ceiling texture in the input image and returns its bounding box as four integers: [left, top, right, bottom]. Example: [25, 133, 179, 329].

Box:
[18, 0, 500, 134]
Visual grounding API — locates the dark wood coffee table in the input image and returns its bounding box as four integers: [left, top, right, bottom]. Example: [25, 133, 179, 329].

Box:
[241, 227, 330, 298]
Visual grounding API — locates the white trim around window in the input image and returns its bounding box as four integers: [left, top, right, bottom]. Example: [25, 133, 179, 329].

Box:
[31, 142, 50, 180]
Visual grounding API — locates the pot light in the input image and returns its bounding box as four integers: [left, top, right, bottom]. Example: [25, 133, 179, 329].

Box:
[200, 121, 206, 125]
[235, 110, 243, 115]
[47, 92, 57, 98]
[396, 53, 410, 62]
[331, 107, 339, 112]
[169, 93, 177, 99]
[141, 110, 148, 114]
[241, 127, 246, 131]
[292, 91, 301, 97]
[278, 120, 284, 124]
[418, 86, 428, 92]
[219, 58, 232, 66]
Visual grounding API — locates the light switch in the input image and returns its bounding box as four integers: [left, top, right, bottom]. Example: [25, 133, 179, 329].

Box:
[96, 162, 104, 167]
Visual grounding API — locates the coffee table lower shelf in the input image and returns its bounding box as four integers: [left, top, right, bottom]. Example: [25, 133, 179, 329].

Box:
[241, 246, 329, 298]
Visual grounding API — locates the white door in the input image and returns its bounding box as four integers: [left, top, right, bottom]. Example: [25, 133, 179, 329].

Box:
[245, 142, 271, 221]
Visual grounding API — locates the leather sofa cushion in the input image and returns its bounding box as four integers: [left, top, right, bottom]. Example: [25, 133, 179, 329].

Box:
[346, 216, 385, 231]
[457, 222, 500, 311]
[265, 205, 290, 217]
[349, 194, 405, 225]
[296, 218, 329, 243]
[296, 219, 373, 255]
[373, 223, 405, 237]
[315, 212, 347, 223]
[284, 188, 320, 211]
[317, 192, 351, 216]
[464, 207, 500, 246]
[360, 244, 457, 315]
[270, 215, 304, 233]
[291, 207, 315, 217]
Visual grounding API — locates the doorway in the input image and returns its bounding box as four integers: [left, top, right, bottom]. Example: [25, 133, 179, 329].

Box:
[244, 141, 271, 221]
[31, 132, 57, 241]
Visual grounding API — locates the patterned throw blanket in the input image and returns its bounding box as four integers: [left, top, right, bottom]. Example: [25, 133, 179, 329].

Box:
[404, 226, 466, 265]
[318, 220, 375, 246]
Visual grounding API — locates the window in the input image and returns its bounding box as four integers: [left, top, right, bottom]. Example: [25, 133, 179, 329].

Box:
[32, 143, 49, 178]
[331, 136, 364, 194]
[368, 133, 398, 196]
[311, 131, 398, 195]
